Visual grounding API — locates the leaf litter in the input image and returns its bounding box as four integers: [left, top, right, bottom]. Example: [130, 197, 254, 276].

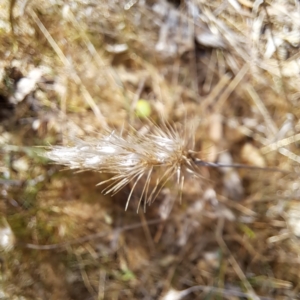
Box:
[0, 0, 300, 299]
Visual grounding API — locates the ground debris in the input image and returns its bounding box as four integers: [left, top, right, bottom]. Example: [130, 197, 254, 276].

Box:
[0, 0, 300, 299]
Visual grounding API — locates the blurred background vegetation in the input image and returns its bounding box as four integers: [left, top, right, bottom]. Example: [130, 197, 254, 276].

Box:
[0, 0, 300, 299]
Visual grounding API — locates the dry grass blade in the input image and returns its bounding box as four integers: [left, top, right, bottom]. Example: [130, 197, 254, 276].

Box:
[261, 133, 300, 154]
[216, 217, 260, 300]
[29, 10, 107, 128]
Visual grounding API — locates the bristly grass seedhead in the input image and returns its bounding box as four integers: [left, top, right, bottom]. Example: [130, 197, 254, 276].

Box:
[46, 120, 284, 211]
[46, 121, 199, 211]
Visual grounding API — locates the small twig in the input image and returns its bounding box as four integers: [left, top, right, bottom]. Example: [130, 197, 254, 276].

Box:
[193, 158, 287, 173]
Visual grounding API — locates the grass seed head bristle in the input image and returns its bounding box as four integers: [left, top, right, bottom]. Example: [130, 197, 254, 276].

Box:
[46, 121, 198, 210]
